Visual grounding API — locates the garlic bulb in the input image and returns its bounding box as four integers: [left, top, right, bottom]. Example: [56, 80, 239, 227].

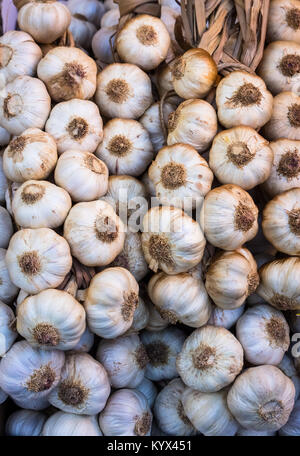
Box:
[258, 41, 300, 95]
[0, 154, 8, 203]
[64, 201, 125, 267]
[208, 304, 245, 329]
[236, 304, 289, 365]
[126, 297, 150, 334]
[257, 257, 300, 310]
[68, 0, 105, 25]
[95, 63, 153, 119]
[142, 206, 206, 274]
[6, 410, 46, 436]
[0, 340, 65, 410]
[148, 270, 212, 328]
[0, 76, 51, 136]
[141, 327, 186, 381]
[116, 15, 170, 71]
[279, 355, 300, 400]
[104, 0, 119, 10]
[96, 334, 149, 388]
[3, 128, 57, 183]
[92, 26, 116, 64]
[12, 180, 71, 229]
[100, 7, 120, 27]
[183, 388, 238, 436]
[49, 353, 110, 415]
[154, 379, 196, 436]
[0, 126, 10, 147]
[145, 297, 169, 332]
[45, 99, 103, 154]
[141, 171, 156, 198]
[279, 400, 300, 435]
[17, 289, 86, 351]
[140, 101, 175, 154]
[42, 411, 103, 436]
[0, 206, 13, 248]
[96, 118, 153, 176]
[237, 427, 276, 436]
[0, 384, 7, 404]
[84, 267, 139, 338]
[6, 228, 72, 294]
[177, 326, 243, 392]
[200, 185, 259, 250]
[0, 301, 17, 356]
[167, 99, 218, 152]
[171, 48, 217, 99]
[227, 365, 295, 431]
[0, 31, 42, 89]
[205, 248, 259, 310]
[209, 126, 273, 190]
[148, 143, 213, 209]
[267, 0, 300, 43]
[136, 377, 157, 408]
[54, 150, 108, 202]
[69, 326, 94, 354]
[156, 63, 181, 103]
[99, 388, 152, 436]
[70, 16, 98, 49]
[37, 47, 97, 102]
[0, 249, 19, 304]
[264, 91, 300, 140]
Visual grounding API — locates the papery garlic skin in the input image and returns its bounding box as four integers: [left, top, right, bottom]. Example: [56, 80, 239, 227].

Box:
[5, 182, 21, 216]
[42, 411, 103, 436]
[227, 365, 295, 431]
[0, 126, 10, 147]
[0, 76, 51, 136]
[182, 387, 238, 436]
[96, 118, 153, 176]
[69, 326, 94, 354]
[99, 388, 153, 436]
[0, 301, 17, 356]
[140, 101, 175, 154]
[264, 91, 300, 140]
[92, 26, 116, 64]
[64, 201, 125, 267]
[177, 326, 243, 392]
[167, 99, 218, 152]
[126, 297, 150, 334]
[141, 170, 156, 198]
[267, 0, 300, 43]
[200, 184, 259, 250]
[37, 47, 97, 102]
[0, 249, 19, 304]
[156, 63, 181, 104]
[49, 353, 110, 415]
[12, 180, 71, 229]
[154, 379, 197, 436]
[69, 17, 97, 50]
[6, 228, 72, 295]
[145, 297, 169, 332]
[208, 304, 245, 329]
[100, 7, 120, 27]
[216, 71, 273, 129]
[279, 400, 300, 435]
[0, 206, 13, 248]
[3, 128, 57, 183]
[0, 154, 8, 203]
[136, 377, 157, 408]
[68, 0, 105, 25]
[141, 327, 186, 382]
[237, 427, 276, 436]
[95, 63, 153, 119]
[46, 99, 103, 154]
[278, 355, 300, 401]
[142, 206, 206, 274]
[17, 289, 86, 351]
[149, 143, 213, 209]
[55, 150, 108, 202]
[0, 31, 42, 89]
[85, 267, 139, 339]
[0, 385, 7, 404]
[6, 410, 46, 436]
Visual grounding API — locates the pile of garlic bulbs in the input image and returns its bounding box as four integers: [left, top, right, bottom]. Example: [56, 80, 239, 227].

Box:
[1, 0, 300, 438]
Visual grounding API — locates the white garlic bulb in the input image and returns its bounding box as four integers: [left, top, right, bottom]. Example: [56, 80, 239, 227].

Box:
[0, 385, 7, 405]
[0, 154, 8, 203]
[127, 297, 150, 334]
[0, 126, 10, 147]
[99, 388, 152, 436]
[264, 91, 300, 140]
[142, 206, 206, 274]
[12, 180, 71, 229]
[92, 26, 116, 64]
[177, 326, 243, 392]
[279, 400, 300, 435]
[141, 170, 156, 197]
[216, 71, 273, 129]
[278, 355, 300, 400]
[167, 99, 218, 152]
[148, 143, 213, 209]
[49, 353, 110, 415]
[237, 427, 276, 436]
[208, 304, 245, 329]
[205, 248, 259, 310]
[6, 228, 72, 294]
[54, 150, 108, 202]
[0, 31, 42, 89]
[267, 0, 300, 43]
[69, 326, 94, 354]
[0, 76, 51, 136]
[17, 289, 86, 351]
[0, 248, 19, 304]
[0, 340, 65, 410]
[96, 334, 149, 388]
[95, 63, 153, 119]
[64, 201, 125, 266]
[69, 17, 97, 50]
[182, 387, 239, 436]
[227, 365, 295, 431]
[37, 47, 97, 102]
[140, 101, 175, 154]
[0, 301, 17, 356]
[200, 184, 259, 250]
[141, 327, 186, 381]
[45, 99, 103, 154]
[104, 0, 119, 10]
[68, 0, 105, 25]
[154, 379, 197, 436]
[136, 377, 157, 408]
[236, 304, 289, 365]
[0, 206, 13, 248]
[100, 7, 120, 27]
[3, 128, 57, 183]
[42, 411, 103, 436]
[145, 297, 169, 332]
[156, 63, 181, 103]
[96, 118, 153, 176]
[6, 410, 46, 436]
[84, 267, 139, 338]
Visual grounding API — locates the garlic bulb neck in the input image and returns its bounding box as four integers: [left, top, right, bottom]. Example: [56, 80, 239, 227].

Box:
[3, 94, 23, 118]
[146, 340, 169, 366]
[106, 79, 130, 103]
[288, 208, 300, 234]
[148, 234, 173, 268]
[134, 411, 152, 436]
[0, 45, 13, 67]
[234, 202, 255, 232]
[161, 162, 186, 189]
[67, 117, 88, 140]
[230, 83, 262, 107]
[258, 400, 284, 423]
[58, 380, 88, 406]
[18, 251, 41, 275]
[288, 103, 300, 127]
[192, 345, 216, 370]
[108, 135, 132, 156]
[286, 8, 300, 30]
[32, 323, 60, 347]
[227, 142, 254, 167]
[279, 54, 300, 77]
[121, 291, 139, 322]
[26, 364, 56, 393]
[136, 25, 158, 46]
[278, 150, 300, 177]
